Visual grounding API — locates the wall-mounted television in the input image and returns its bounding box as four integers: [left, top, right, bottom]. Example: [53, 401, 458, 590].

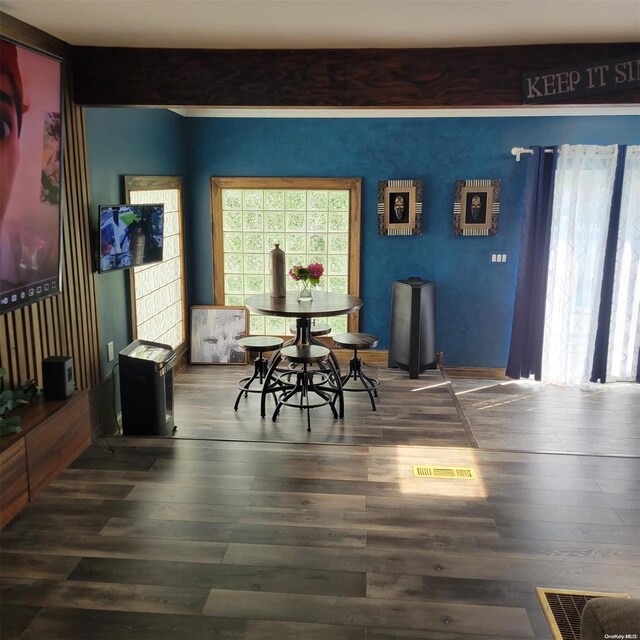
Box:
[0, 37, 64, 315]
[97, 204, 164, 273]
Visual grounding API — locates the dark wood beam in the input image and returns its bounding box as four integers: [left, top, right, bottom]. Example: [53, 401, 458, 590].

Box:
[72, 43, 640, 107]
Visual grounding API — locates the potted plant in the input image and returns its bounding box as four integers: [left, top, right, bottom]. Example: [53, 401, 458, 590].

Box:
[0, 367, 41, 436]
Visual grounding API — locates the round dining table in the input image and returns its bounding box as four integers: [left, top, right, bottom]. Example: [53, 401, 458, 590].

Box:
[245, 291, 363, 345]
[244, 291, 363, 418]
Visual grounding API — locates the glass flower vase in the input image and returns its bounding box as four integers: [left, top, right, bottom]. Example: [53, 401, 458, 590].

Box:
[297, 279, 313, 302]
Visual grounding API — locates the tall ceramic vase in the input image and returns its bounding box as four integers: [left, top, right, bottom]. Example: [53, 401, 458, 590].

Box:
[269, 243, 286, 298]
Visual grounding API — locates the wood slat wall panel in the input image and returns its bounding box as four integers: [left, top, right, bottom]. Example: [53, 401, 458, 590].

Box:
[0, 12, 100, 393]
[72, 43, 640, 108]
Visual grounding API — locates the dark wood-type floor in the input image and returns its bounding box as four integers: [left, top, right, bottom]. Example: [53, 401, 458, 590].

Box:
[1, 365, 639, 639]
[172, 365, 474, 448]
[450, 375, 640, 457]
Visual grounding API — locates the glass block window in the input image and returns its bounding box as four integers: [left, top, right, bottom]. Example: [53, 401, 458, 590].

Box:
[127, 180, 185, 349]
[213, 179, 360, 337]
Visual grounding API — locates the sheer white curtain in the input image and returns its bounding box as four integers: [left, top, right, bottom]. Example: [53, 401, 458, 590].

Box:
[607, 146, 640, 381]
[541, 144, 618, 386]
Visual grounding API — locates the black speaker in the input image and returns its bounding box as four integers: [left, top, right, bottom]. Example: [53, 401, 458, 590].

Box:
[42, 356, 75, 400]
[388, 277, 437, 379]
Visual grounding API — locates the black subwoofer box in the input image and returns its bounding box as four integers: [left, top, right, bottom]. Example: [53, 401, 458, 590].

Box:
[42, 356, 75, 400]
[388, 277, 437, 379]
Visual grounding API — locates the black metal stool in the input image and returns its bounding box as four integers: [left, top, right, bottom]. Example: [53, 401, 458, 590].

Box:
[234, 336, 284, 411]
[289, 319, 342, 377]
[332, 332, 380, 411]
[272, 344, 344, 431]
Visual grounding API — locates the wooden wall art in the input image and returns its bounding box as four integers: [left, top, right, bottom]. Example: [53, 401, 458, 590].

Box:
[377, 180, 423, 236]
[453, 179, 501, 236]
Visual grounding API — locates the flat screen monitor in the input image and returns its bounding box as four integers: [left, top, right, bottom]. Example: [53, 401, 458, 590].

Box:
[0, 37, 64, 315]
[97, 204, 164, 273]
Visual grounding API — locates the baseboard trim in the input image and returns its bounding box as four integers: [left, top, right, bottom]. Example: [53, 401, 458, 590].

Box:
[329, 348, 507, 377]
[445, 367, 509, 379]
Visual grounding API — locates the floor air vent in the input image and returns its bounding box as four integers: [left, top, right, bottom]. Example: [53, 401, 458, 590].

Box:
[412, 466, 476, 479]
[536, 588, 631, 640]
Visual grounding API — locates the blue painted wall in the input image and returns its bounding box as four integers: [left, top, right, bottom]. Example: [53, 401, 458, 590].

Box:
[85, 107, 186, 378]
[83, 110, 640, 369]
[185, 115, 640, 366]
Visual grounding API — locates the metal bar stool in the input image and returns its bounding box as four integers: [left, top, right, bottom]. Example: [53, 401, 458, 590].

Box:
[234, 336, 284, 411]
[332, 332, 380, 411]
[272, 344, 344, 431]
[288, 319, 342, 377]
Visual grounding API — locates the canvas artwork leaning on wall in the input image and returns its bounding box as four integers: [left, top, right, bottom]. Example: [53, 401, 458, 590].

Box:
[190, 305, 248, 364]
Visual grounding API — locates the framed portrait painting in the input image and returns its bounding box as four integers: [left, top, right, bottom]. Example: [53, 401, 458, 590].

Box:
[453, 179, 501, 236]
[377, 180, 423, 236]
[190, 305, 248, 364]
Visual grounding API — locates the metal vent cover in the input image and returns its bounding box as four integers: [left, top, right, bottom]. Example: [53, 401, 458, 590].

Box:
[536, 587, 631, 640]
[412, 466, 476, 479]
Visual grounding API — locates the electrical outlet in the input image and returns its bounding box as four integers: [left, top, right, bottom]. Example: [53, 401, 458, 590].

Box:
[107, 341, 115, 362]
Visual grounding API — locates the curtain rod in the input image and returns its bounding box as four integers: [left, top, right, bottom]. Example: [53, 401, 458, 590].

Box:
[511, 146, 556, 161]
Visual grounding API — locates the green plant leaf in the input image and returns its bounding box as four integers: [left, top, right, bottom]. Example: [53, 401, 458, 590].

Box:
[0, 423, 22, 436]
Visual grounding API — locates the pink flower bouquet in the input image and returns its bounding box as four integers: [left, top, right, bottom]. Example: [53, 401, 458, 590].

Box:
[288, 262, 324, 287]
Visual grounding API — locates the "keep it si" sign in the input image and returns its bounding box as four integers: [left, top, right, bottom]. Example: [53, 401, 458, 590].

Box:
[522, 56, 640, 104]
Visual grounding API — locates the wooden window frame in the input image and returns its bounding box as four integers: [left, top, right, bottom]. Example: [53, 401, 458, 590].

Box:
[210, 177, 362, 333]
[124, 175, 187, 360]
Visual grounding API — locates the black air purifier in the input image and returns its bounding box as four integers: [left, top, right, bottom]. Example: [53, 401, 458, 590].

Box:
[388, 277, 437, 379]
[119, 340, 177, 436]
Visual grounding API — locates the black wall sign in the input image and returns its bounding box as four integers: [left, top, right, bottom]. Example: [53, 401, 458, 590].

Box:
[522, 56, 640, 104]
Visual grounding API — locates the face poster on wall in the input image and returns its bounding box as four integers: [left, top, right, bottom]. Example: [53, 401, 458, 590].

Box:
[0, 37, 63, 314]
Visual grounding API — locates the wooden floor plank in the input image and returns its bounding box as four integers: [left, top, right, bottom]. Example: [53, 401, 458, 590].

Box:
[0, 533, 229, 565]
[19, 608, 366, 640]
[125, 484, 366, 511]
[202, 588, 535, 636]
[0, 604, 42, 640]
[0, 577, 209, 616]
[67, 556, 366, 597]
[0, 553, 81, 581]
[366, 573, 541, 608]
[99, 516, 367, 549]
[222, 543, 516, 581]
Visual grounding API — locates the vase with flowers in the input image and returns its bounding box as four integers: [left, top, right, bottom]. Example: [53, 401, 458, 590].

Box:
[289, 262, 324, 302]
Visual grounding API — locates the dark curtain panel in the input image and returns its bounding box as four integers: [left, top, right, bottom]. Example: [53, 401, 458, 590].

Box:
[506, 146, 558, 380]
[591, 145, 627, 383]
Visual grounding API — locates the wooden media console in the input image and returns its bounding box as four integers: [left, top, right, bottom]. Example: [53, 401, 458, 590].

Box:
[0, 390, 90, 527]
